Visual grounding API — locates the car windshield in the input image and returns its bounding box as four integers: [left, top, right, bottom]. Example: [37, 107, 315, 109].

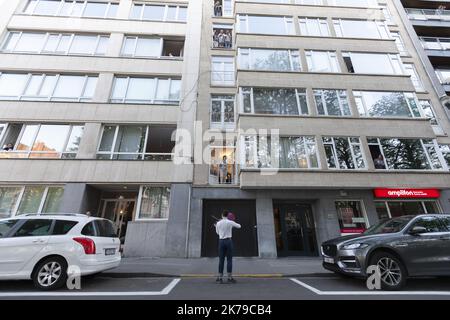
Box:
[363, 216, 413, 235]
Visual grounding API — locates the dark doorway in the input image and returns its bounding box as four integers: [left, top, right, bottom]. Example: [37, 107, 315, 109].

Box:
[274, 202, 318, 256]
[202, 200, 258, 257]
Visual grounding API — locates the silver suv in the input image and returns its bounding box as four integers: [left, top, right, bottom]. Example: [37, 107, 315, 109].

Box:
[321, 214, 450, 290]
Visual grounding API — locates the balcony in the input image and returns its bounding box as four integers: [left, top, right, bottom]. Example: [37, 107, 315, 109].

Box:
[406, 8, 450, 27]
[420, 36, 450, 57]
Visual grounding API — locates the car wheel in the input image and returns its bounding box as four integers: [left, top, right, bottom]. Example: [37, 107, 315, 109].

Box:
[32, 257, 68, 291]
[369, 252, 407, 291]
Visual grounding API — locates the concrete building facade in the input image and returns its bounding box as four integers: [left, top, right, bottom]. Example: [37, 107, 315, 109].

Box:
[0, 0, 449, 258]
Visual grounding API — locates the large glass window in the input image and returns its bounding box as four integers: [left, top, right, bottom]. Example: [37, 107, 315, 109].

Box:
[240, 87, 309, 115]
[305, 51, 340, 73]
[238, 48, 301, 71]
[335, 201, 368, 234]
[130, 3, 187, 22]
[138, 186, 170, 219]
[211, 56, 235, 86]
[368, 138, 445, 170]
[354, 91, 421, 118]
[97, 125, 176, 160]
[0, 185, 64, 217]
[243, 136, 319, 169]
[375, 201, 440, 220]
[0, 72, 97, 102]
[313, 89, 350, 116]
[343, 52, 403, 75]
[24, 0, 118, 18]
[323, 137, 366, 169]
[439, 144, 450, 169]
[111, 77, 181, 104]
[333, 19, 389, 39]
[209, 146, 236, 184]
[237, 15, 295, 35]
[405, 63, 425, 91]
[0, 124, 83, 159]
[299, 18, 330, 37]
[210, 95, 235, 129]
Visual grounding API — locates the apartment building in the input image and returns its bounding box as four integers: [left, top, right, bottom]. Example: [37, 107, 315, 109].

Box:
[188, 0, 450, 258]
[0, 0, 449, 259]
[0, 0, 201, 257]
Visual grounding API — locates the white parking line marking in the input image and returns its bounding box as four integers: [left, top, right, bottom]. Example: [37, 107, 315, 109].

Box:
[290, 278, 450, 296]
[0, 278, 181, 297]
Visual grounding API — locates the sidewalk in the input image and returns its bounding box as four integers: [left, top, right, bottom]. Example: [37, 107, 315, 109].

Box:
[102, 257, 332, 278]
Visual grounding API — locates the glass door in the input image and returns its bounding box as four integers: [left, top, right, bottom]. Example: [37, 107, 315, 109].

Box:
[274, 203, 318, 256]
[101, 199, 136, 243]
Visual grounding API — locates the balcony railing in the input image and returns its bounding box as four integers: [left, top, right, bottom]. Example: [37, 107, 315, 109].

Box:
[406, 8, 450, 21]
[435, 69, 450, 84]
[420, 36, 450, 51]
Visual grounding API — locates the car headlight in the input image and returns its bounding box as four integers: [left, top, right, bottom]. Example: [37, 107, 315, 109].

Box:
[342, 243, 369, 250]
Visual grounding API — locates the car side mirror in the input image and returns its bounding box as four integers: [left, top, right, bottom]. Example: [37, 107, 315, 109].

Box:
[409, 226, 428, 236]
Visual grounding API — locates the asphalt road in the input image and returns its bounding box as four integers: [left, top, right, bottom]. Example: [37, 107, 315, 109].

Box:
[1, 275, 450, 300]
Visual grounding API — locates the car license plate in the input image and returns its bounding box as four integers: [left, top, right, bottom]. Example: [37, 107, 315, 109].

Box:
[324, 257, 334, 264]
[105, 248, 116, 256]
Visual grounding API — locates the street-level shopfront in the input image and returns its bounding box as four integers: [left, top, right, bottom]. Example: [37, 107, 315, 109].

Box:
[334, 188, 443, 236]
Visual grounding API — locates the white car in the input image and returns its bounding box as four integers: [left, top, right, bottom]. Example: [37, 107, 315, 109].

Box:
[0, 214, 121, 290]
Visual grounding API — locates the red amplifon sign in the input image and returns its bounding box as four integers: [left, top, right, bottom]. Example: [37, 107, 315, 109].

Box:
[374, 188, 440, 199]
[341, 228, 366, 234]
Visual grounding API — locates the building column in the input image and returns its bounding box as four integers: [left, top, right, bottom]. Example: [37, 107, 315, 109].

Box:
[255, 197, 277, 258]
[440, 189, 450, 213]
[76, 122, 102, 159]
[164, 183, 192, 257]
[187, 197, 203, 258]
[59, 183, 88, 214]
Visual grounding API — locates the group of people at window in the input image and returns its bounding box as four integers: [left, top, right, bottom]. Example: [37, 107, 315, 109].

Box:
[213, 29, 232, 49]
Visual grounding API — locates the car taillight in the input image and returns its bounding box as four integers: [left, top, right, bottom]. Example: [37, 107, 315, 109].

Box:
[73, 237, 96, 255]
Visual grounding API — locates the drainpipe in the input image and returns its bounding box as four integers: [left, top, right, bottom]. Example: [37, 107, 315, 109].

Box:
[185, 185, 192, 258]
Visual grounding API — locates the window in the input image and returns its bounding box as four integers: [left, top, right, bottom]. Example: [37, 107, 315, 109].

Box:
[0, 186, 64, 217]
[210, 95, 235, 129]
[81, 222, 96, 236]
[343, 52, 403, 75]
[333, 19, 389, 39]
[122, 37, 162, 57]
[305, 51, 340, 73]
[335, 201, 368, 234]
[138, 186, 170, 219]
[24, 0, 118, 18]
[13, 219, 53, 237]
[379, 3, 394, 25]
[0, 220, 19, 238]
[240, 87, 309, 115]
[111, 77, 181, 104]
[97, 125, 176, 160]
[435, 69, 450, 85]
[299, 18, 330, 37]
[213, 25, 233, 49]
[52, 220, 78, 235]
[130, 3, 187, 22]
[211, 57, 235, 86]
[0, 123, 83, 159]
[328, 0, 377, 7]
[214, 0, 233, 17]
[323, 137, 366, 169]
[237, 15, 295, 35]
[210, 146, 236, 184]
[243, 136, 319, 169]
[375, 201, 440, 220]
[405, 63, 424, 91]
[390, 32, 407, 56]
[95, 220, 117, 237]
[313, 89, 350, 116]
[238, 48, 301, 71]
[421, 37, 450, 51]
[0, 187, 22, 218]
[439, 144, 450, 169]
[367, 138, 445, 170]
[295, 0, 323, 4]
[0, 72, 97, 102]
[354, 91, 421, 118]
[418, 100, 438, 126]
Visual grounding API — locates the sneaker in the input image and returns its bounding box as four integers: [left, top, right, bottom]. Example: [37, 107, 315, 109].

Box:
[227, 277, 237, 284]
[216, 277, 223, 284]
